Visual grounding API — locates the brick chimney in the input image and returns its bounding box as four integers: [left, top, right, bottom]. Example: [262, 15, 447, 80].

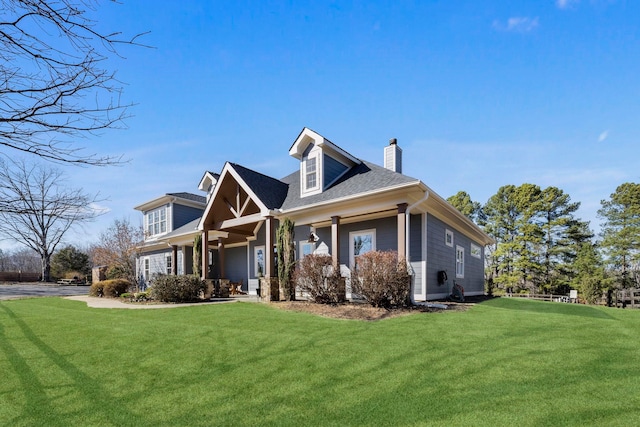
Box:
[384, 138, 402, 173]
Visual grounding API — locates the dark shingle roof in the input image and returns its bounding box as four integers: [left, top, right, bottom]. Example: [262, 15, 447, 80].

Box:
[279, 161, 419, 210]
[167, 192, 206, 204]
[229, 163, 289, 209]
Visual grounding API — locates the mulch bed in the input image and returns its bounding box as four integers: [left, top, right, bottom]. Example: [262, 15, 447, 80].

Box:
[270, 298, 486, 321]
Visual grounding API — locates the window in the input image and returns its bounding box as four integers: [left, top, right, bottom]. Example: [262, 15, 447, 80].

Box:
[299, 241, 316, 259]
[146, 206, 167, 237]
[166, 255, 172, 275]
[470, 243, 481, 259]
[255, 246, 265, 277]
[445, 229, 453, 247]
[144, 258, 150, 280]
[349, 229, 376, 267]
[456, 245, 464, 278]
[304, 155, 318, 191]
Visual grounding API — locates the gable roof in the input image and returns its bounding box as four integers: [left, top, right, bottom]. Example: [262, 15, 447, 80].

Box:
[289, 127, 360, 166]
[167, 192, 206, 204]
[230, 163, 289, 210]
[134, 192, 206, 212]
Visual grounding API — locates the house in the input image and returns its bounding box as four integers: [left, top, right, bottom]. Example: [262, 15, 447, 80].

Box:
[135, 128, 493, 300]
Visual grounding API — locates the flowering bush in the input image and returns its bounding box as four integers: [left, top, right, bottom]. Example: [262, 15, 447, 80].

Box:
[350, 251, 411, 308]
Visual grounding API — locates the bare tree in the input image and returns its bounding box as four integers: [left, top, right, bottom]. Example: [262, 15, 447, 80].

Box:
[0, 159, 101, 281]
[91, 217, 143, 286]
[0, 247, 41, 273]
[0, 0, 147, 165]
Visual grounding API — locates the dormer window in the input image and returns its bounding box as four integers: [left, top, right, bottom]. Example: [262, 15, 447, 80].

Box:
[304, 155, 318, 191]
[289, 128, 361, 198]
[146, 206, 167, 237]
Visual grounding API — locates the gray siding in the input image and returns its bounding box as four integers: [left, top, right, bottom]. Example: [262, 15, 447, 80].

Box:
[183, 246, 194, 275]
[225, 246, 248, 288]
[337, 216, 397, 267]
[172, 204, 204, 230]
[302, 142, 314, 157]
[323, 154, 348, 188]
[409, 214, 422, 263]
[409, 213, 424, 296]
[426, 214, 484, 298]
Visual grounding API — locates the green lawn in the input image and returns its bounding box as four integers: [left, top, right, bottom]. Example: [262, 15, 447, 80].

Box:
[1, 297, 639, 426]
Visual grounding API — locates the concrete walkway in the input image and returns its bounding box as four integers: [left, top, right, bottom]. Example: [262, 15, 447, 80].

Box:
[65, 295, 258, 309]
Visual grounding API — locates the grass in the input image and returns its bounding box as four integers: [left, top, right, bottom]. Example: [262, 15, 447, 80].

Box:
[0, 297, 639, 426]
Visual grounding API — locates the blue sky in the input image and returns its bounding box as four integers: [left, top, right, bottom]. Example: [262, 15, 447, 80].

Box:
[10, 0, 640, 249]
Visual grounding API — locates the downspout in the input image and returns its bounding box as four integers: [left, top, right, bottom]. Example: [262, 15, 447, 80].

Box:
[405, 192, 429, 304]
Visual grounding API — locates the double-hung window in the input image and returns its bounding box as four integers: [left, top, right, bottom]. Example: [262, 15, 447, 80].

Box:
[349, 229, 376, 268]
[146, 207, 167, 237]
[166, 255, 172, 275]
[304, 155, 318, 191]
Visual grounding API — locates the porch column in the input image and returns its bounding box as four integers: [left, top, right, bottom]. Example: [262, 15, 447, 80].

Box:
[171, 245, 178, 275]
[397, 203, 408, 261]
[265, 216, 275, 278]
[180, 245, 187, 275]
[201, 228, 209, 280]
[218, 238, 225, 279]
[331, 216, 340, 269]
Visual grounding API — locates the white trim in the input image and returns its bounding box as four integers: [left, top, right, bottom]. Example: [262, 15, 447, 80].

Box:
[470, 242, 481, 259]
[299, 241, 316, 259]
[456, 245, 465, 278]
[445, 229, 454, 247]
[146, 205, 168, 238]
[349, 229, 376, 268]
[419, 213, 427, 301]
[254, 245, 265, 278]
[301, 150, 322, 197]
[198, 162, 271, 231]
[289, 127, 360, 165]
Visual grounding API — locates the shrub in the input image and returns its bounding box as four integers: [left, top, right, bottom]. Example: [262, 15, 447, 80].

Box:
[89, 279, 132, 298]
[350, 251, 411, 308]
[89, 281, 104, 297]
[121, 291, 152, 303]
[150, 275, 205, 303]
[294, 254, 343, 304]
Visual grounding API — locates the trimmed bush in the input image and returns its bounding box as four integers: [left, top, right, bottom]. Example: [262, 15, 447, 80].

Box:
[89, 279, 132, 298]
[350, 250, 411, 308]
[150, 275, 206, 303]
[294, 254, 343, 304]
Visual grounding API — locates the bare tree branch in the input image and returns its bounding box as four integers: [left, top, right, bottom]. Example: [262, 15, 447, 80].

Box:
[0, 158, 104, 281]
[0, 0, 148, 165]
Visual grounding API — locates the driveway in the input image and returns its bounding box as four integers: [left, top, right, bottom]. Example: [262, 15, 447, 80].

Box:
[0, 283, 90, 300]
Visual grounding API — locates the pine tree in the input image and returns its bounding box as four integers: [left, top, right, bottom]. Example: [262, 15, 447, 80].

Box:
[598, 183, 640, 288]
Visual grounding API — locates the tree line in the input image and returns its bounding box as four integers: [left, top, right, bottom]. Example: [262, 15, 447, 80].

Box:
[447, 182, 640, 302]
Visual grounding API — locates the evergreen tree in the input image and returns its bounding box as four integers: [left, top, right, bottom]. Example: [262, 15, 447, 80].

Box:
[538, 186, 592, 293]
[447, 191, 483, 223]
[598, 182, 640, 288]
[571, 242, 606, 304]
[51, 245, 90, 280]
[276, 218, 296, 301]
[483, 185, 520, 291]
[193, 234, 202, 278]
[511, 184, 543, 292]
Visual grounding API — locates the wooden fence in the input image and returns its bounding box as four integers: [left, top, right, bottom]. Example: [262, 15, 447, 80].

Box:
[0, 271, 42, 282]
[505, 293, 575, 303]
[602, 288, 640, 309]
[505, 289, 640, 309]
